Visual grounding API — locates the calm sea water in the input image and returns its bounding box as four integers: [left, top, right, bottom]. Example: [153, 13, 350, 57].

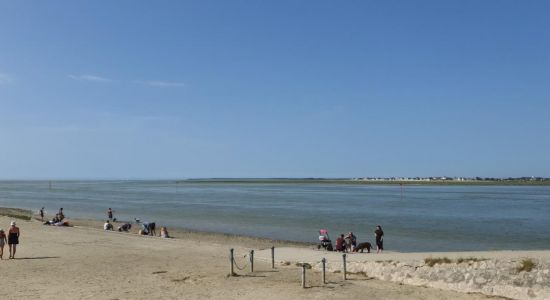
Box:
[0, 181, 549, 252]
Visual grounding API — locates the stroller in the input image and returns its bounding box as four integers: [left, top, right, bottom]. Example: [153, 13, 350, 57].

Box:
[317, 229, 333, 251]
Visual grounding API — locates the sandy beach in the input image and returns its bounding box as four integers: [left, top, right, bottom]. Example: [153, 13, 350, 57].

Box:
[0, 210, 519, 300]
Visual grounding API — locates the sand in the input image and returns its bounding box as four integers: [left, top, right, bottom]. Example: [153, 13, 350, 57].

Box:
[0, 214, 516, 300]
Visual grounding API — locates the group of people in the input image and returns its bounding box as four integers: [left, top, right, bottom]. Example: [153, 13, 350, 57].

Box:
[329, 225, 385, 254]
[0, 221, 20, 259]
[103, 209, 171, 238]
[42, 207, 69, 226]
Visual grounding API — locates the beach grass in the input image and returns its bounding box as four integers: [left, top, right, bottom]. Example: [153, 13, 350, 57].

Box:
[425, 257, 453, 267]
[0, 207, 33, 221]
[516, 259, 536, 273]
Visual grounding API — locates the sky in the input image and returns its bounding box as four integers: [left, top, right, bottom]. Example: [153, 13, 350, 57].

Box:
[0, 1, 549, 179]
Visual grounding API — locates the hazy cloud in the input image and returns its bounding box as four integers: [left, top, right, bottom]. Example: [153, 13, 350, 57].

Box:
[68, 74, 113, 82]
[68, 74, 184, 87]
[0, 73, 13, 85]
[138, 80, 185, 87]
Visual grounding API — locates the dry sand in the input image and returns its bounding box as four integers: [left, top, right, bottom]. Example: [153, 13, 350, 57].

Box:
[0, 214, 513, 300]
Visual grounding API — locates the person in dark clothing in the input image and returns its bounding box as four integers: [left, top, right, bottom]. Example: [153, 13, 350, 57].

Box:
[374, 225, 384, 253]
[107, 208, 113, 220]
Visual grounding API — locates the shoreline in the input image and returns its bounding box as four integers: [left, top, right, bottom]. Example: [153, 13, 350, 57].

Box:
[5, 207, 550, 254]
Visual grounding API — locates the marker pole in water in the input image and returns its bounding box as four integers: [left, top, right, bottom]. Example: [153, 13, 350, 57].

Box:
[400, 183, 404, 200]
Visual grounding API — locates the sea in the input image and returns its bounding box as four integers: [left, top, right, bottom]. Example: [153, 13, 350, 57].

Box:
[0, 180, 549, 252]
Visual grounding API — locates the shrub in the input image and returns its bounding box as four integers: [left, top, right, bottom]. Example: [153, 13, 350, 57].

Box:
[516, 259, 536, 273]
[424, 257, 452, 267]
[456, 257, 488, 264]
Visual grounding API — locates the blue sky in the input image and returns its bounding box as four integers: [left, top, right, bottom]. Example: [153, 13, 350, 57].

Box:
[1, 1, 549, 179]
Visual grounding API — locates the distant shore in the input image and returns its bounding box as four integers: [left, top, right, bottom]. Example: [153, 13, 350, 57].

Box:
[179, 178, 550, 186]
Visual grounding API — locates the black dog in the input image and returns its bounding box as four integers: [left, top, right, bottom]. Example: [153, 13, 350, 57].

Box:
[353, 242, 372, 253]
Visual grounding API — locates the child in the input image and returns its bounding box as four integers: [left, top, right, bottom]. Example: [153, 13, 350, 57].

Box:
[0, 228, 6, 259]
[160, 227, 170, 238]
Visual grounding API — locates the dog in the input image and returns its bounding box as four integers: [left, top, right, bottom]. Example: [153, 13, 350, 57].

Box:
[352, 242, 372, 253]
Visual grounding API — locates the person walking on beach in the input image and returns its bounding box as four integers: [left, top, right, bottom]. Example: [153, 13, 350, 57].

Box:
[8, 221, 20, 259]
[0, 228, 7, 259]
[374, 225, 384, 253]
[39, 207, 45, 222]
[107, 208, 113, 221]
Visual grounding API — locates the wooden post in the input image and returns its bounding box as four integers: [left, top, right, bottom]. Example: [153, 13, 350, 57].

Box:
[229, 248, 234, 276]
[301, 264, 306, 288]
[342, 254, 347, 280]
[250, 250, 254, 273]
[271, 246, 275, 269]
[321, 258, 326, 284]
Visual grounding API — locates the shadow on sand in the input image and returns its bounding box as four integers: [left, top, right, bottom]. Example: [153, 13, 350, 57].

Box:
[14, 256, 61, 260]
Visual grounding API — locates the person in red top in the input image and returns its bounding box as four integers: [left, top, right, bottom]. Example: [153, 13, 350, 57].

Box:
[335, 234, 347, 252]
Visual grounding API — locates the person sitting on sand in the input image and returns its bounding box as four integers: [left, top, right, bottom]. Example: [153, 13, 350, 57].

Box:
[0, 228, 6, 259]
[335, 234, 346, 252]
[8, 221, 20, 259]
[374, 225, 384, 253]
[104, 220, 113, 231]
[160, 227, 170, 238]
[118, 223, 132, 232]
[58, 208, 65, 221]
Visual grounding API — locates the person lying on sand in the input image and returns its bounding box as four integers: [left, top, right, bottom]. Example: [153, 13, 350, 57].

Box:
[118, 223, 132, 232]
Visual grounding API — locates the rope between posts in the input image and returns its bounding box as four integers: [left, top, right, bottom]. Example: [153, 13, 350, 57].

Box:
[233, 254, 249, 271]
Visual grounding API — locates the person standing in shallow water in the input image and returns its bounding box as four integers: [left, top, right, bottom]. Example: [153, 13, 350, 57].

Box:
[107, 208, 113, 221]
[374, 225, 384, 253]
[39, 207, 45, 222]
[8, 221, 20, 259]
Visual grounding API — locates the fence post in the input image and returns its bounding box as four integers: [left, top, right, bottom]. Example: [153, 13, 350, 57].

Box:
[342, 253, 347, 280]
[250, 250, 254, 273]
[321, 258, 326, 284]
[301, 264, 307, 288]
[271, 246, 275, 269]
[229, 248, 234, 276]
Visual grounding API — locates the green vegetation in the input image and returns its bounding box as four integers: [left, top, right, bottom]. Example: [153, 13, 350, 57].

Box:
[424, 257, 490, 267]
[0, 207, 32, 221]
[425, 257, 453, 267]
[456, 257, 488, 264]
[516, 259, 536, 273]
